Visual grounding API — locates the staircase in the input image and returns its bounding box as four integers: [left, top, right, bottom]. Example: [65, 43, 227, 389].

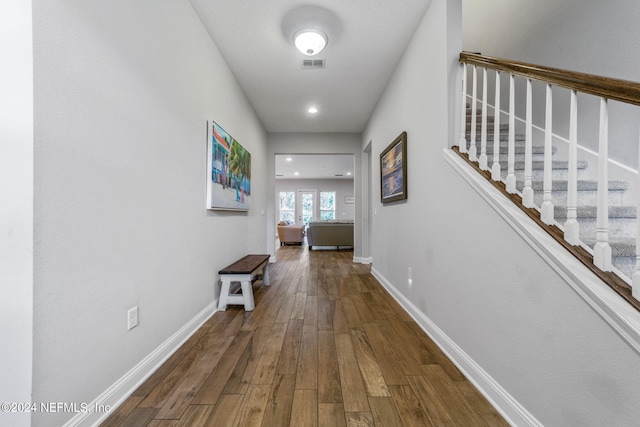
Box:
[465, 108, 638, 279]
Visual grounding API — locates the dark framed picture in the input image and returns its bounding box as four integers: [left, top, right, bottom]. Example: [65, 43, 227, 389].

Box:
[206, 120, 252, 211]
[380, 131, 407, 203]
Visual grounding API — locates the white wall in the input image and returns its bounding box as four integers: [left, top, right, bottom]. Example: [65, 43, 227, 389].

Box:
[0, 2, 33, 427]
[267, 133, 362, 259]
[32, 1, 267, 425]
[275, 179, 355, 224]
[463, 0, 640, 168]
[365, 0, 640, 425]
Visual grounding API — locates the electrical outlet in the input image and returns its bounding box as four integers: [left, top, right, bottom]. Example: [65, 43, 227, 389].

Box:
[127, 306, 139, 331]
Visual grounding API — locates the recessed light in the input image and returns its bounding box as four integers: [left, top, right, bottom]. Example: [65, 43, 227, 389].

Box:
[346, 172, 352, 176]
[294, 172, 300, 176]
[286, 157, 293, 162]
[308, 106, 318, 114]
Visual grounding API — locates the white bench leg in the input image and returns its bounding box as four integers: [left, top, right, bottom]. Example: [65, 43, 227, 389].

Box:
[218, 278, 231, 311]
[262, 264, 270, 286]
[241, 280, 255, 311]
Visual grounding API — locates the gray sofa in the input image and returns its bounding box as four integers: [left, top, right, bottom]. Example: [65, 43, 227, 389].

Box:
[306, 220, 354, 250]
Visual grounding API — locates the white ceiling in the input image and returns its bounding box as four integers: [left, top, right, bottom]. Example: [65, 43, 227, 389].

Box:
[275, 154, 354, 180]
[189, 0, 432, 133]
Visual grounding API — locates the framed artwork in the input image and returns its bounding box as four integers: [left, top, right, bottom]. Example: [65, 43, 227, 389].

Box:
[206, 120, 252, 211]
[380, 131, 407, 203]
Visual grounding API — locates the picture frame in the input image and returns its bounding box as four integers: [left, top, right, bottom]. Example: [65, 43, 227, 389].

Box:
[380, 131, 407, 203]
[206, 120, 252, 211]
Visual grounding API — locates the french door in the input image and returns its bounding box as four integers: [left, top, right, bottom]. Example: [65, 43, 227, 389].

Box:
[298, 190, 316, 226]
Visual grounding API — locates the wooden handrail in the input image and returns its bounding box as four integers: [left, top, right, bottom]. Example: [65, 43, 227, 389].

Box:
[460, 51, 640, 106]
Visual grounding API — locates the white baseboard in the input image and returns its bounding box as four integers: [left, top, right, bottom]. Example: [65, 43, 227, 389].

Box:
[63, 301, 219, 427]
[370, 267, 541, 427]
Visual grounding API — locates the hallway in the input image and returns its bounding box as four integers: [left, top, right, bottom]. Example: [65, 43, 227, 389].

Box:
[101, 247, 509, 426]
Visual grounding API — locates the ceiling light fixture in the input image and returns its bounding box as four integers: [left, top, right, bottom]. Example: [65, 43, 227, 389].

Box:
[294, 29, 327, 56]
[308, 106, 318, 114]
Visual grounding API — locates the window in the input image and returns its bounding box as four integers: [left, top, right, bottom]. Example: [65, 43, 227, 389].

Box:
[320, 191, 336, 220]
[279, 192, 295, 223]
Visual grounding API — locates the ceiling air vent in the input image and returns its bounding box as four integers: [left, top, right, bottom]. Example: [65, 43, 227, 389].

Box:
[334, 174, 343, 177]
[301, 59, 325, 69]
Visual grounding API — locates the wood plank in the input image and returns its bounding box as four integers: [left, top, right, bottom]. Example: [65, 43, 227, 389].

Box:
[304, 295, 318, 326]
[223, 325, 271, 395]
[276, 319, 304, 375]
[334, 334, 370, 412]
[251, 321, 288, 385]
[191, 331, 253, 405]
[219, 254, 270, 274]
[362, 323, 408, 385]
[260, 374, 296, 427]
[118, 407, 158, 427]
[349, 327, 390, 397]
[233, 384, 271, 427]
[295, 325, 318, 390]
[455, 380, 510, 427]
[290, 294, 307, 319]
[318, 330, 343, 403]
[201, 394, 243, 426]
[318, 403, 346, 427]
[290, 389, 318, 427]
[332, 300, 349, 334]
[139, 329, 224, 408]
[374, 319, 430, 375]
[408, 365, 487, 427]
[99, 396, 144, 427]
[368, 396, 404, 427]
[341, 297, 361, 328]
[173, 405, 214, 427]
[275, 295, 296, 323]
[155, 334, 235, 419]
[317, 298, 334, 331]
[344, 411, 374, 427]
[388, 385, 434, 427]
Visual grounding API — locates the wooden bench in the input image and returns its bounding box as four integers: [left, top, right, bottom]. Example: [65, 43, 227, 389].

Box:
[218, 254, 270, 311]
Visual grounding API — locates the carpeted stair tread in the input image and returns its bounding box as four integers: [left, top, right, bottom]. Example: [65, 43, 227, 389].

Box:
[499, 160, 588, 170]
[516, 180, 628, 192]
[582, 237, 636, 257]
[554, 205, 637, 219]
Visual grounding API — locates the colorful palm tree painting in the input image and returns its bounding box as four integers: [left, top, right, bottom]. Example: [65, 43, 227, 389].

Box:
[206, 120, 252, 211]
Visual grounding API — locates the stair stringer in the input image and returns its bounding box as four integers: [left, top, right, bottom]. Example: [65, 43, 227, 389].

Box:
[444, 148, 640, 356]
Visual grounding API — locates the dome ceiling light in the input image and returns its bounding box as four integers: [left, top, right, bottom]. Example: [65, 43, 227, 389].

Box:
[294, 29, 327, 56]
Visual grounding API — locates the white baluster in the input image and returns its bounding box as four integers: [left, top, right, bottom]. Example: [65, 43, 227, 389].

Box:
[564, 90, 580, 245]
[491, 71, 502, 181]
[594, 97, 612, 271]
[459, 63, 468, 153]
[469, 65, 478, 161]
[541, 83, 555, 224]
[479, 68, 488, 170]
[522, 78, 534, 207]
[633, 123, 640, 300]
[506, 73, 516, 193]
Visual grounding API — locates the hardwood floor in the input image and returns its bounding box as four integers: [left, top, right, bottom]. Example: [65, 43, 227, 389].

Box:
[101, 246, 509, 427]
